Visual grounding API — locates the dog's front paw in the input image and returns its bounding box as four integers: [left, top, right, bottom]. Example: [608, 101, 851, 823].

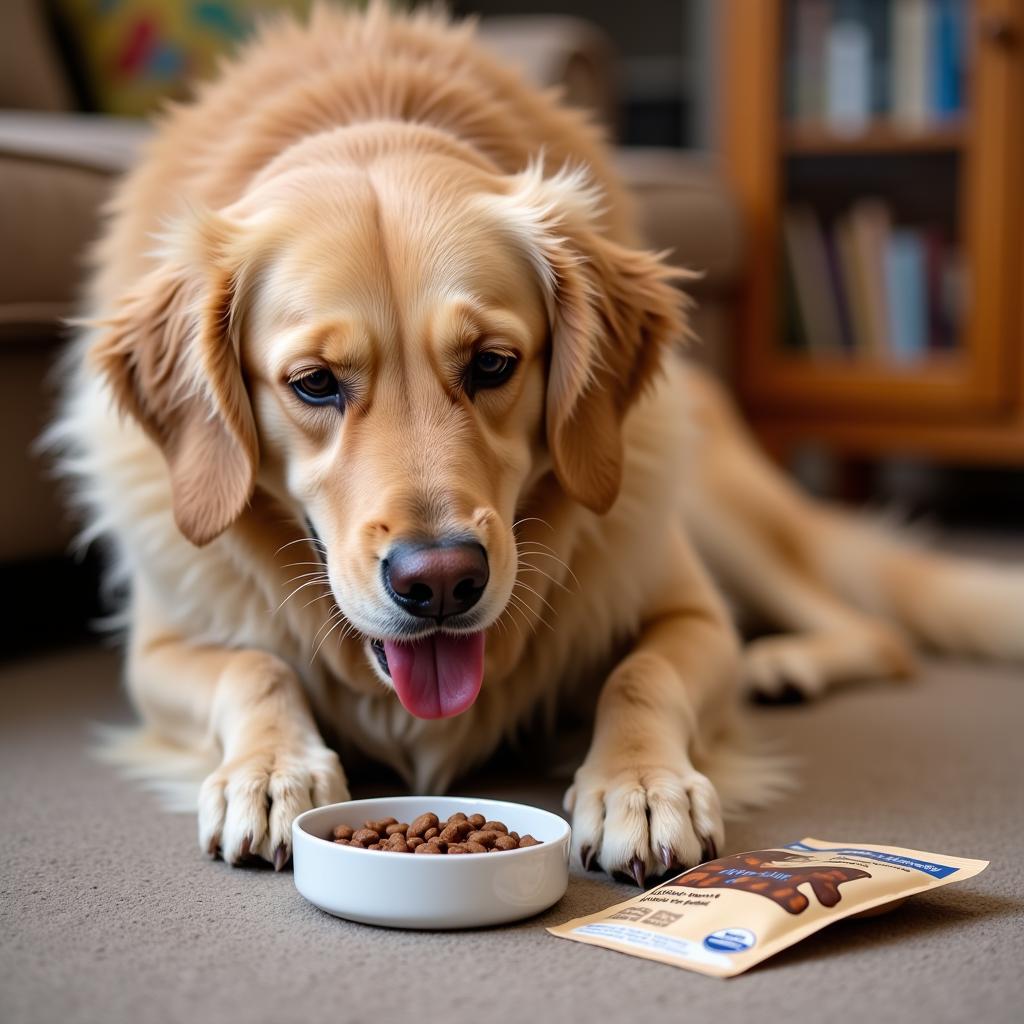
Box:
[565, 760, 724, 886]
[198, 740, 348, 869]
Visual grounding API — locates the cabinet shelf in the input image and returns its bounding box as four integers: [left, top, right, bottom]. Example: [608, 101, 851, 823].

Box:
[783, 120, 966, 155]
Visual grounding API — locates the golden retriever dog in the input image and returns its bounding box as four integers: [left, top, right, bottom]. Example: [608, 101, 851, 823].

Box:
[51, 3, 1024, 881]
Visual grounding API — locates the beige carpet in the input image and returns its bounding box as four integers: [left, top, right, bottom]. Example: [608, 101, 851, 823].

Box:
[2, 641, 1022, 1024]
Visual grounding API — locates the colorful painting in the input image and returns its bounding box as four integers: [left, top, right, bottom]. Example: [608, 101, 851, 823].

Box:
[54, 1, 344, 115]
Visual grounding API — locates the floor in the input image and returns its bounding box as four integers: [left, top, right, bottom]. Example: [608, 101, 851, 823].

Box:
[1, 640, 1022, 1024]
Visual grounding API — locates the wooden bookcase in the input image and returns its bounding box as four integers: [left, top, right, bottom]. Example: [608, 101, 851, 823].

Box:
[720, 0, 1024, 465]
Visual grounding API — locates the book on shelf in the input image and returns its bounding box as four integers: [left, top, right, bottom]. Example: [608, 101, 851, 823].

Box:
[783, 205, 847, 355]
[885, 229, 928, 361]
[933, 0, 965, 117]
[791, 0, 829, 122]
[786, 0, 967, 131]
[842, 200, 892, 358]
[781, 201, 961, 362]
[827, 1, 871, 131]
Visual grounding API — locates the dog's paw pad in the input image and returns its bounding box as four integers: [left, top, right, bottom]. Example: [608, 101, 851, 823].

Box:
[568, 765, 724, 884]
[743, 638, 824, 702]
[198, 744, 348, 868]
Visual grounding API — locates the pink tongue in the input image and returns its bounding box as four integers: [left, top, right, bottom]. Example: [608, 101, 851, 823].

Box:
[384, 632, 485, 719]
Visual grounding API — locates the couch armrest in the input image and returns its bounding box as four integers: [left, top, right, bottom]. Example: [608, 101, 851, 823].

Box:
[614, 148, 745, 296]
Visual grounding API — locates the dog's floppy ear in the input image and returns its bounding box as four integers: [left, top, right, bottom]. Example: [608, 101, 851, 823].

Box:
[491, 165, 690, 513]
[89, 211, 258, 546]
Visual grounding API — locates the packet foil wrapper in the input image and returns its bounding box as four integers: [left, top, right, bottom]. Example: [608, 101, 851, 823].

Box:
[548, 837, 988, 978]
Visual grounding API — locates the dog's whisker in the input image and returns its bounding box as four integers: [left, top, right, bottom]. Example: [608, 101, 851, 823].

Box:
[275, 536, 327, 557]
[282, 578, 329, 597]
[311, 614, 347, 663]
[300, 588, 334, 611]
[512, 516, 555, 533]
[311, 606, 344, 648]
[282, 570, 330, 585]
[497, 602, 526, 640]
[276, 576, 335, 613]
[517, 559, 572, 595]
[517, 546, 581, 590]
[512, 578, 558, 617]
[507, 591, 547, 633]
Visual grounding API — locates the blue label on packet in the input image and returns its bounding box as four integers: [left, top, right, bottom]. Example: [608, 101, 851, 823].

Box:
[703, 928, 756, 953]
[786, 843, 959, 879]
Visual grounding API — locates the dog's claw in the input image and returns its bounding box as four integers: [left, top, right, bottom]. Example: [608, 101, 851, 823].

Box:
[207, 835, 220, 859]
[580, 844, 594, 871]
[701, 837, 719, 864]
[630, 856, 646, 888]
[660, 844, 674, 870]
[240, 834, 252, 859]
[273, 844, 289, 872]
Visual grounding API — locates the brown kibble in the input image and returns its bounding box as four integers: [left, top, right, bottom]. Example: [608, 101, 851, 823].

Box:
[329, 810, 540, 854]
[408, 813, 440, 838]
[440, 821, 472, 843]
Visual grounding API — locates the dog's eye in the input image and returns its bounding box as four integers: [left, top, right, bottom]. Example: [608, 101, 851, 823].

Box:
[468, 350, 517, 394]
[291, 369, 343, 409]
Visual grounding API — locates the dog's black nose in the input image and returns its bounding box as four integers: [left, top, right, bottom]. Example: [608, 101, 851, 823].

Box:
[383, 540, 489, 620]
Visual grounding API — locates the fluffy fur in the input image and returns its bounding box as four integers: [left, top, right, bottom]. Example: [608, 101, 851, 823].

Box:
[50, 3, 1024, 878]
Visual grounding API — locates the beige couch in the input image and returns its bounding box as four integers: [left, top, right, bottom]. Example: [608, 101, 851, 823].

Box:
[0, 2, 744, 564]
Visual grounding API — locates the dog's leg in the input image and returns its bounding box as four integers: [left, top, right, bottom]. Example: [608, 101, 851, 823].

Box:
[566, 530, 739, 882]
[127, 592, 349, 868]
[678, 363, 915, 700]
[741, 573, 915, 701]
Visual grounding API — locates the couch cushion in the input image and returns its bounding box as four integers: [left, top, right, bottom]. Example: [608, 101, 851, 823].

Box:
[0, 113, 149, 335]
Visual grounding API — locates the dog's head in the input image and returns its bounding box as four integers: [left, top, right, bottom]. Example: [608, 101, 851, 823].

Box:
[92, 137, 684, 718]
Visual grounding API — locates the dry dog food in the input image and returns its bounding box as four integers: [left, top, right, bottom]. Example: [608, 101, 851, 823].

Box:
[331, 811, 542, 854]
[549, 837, 988, 978]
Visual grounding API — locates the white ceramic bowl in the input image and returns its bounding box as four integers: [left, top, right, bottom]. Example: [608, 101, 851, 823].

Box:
[292, 795, 571, 929]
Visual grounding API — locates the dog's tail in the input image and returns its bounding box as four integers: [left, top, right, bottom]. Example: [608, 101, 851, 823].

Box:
[681, 363, 1024, 665]
[809, 511, 1024, 662]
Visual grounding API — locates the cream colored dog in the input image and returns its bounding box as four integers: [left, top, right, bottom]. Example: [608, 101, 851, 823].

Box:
[52, 3, 1024, 881]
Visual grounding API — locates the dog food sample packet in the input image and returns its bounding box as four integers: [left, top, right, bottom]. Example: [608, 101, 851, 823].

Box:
[548, 837, 988, 978]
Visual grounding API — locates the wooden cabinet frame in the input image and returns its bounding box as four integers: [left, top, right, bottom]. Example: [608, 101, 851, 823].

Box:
[720, 0, 1024, 462]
